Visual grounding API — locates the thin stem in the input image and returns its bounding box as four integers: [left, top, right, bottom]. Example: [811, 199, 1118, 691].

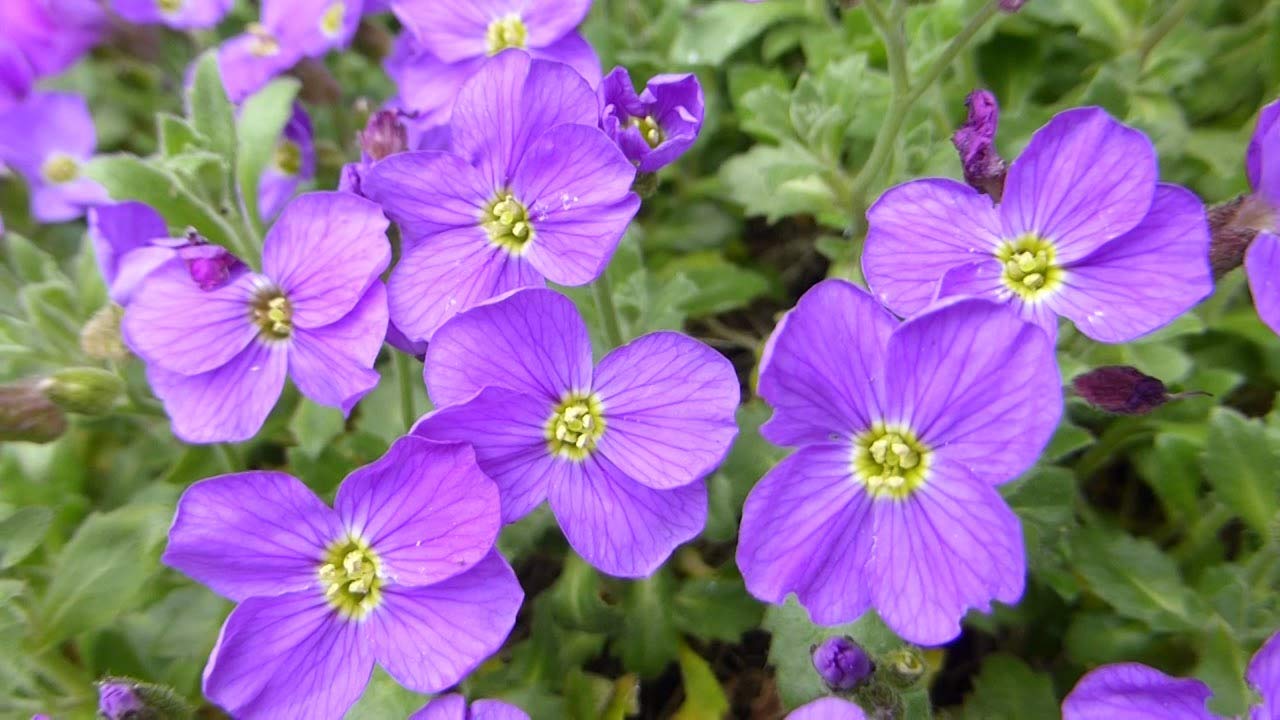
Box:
[906, 1, 1001, 107]
[215, 443, 242, 472]
[592, 272, 626, 348]
[1138, 0, 1195, 67]
[394, 351, 417, 429]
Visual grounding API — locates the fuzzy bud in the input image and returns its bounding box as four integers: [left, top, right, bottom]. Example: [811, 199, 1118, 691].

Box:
[0, 379, 66, 443]
[97, 677, 196, 720]
[880, 647, 927, 690]
[41, 368, 124, 416]
[81, 304, 129, 361]
[953, 90, 1007, 200]
[812, 636, 874, 691]
[359, 110, 409, 162]
[1072, 366, 1171, 415]
[98, 680, 143, 719]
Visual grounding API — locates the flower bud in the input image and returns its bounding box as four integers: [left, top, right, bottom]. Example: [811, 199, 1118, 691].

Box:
[1208, 195, 1264, 279]
[0, 379, 66, 443]
[952, 90, 1007, 200]
[999, 0, 1028, 11]
[98, 680, 143, 719]
[812, 636, 874, 690]
[81, 304, 129, 361]
[1072, 366, 1171, 415]
[97, 677, 195, 720]
[41, 368, 124, 416]
[359, 110, 408, 162]
[880, 647, 927, 690]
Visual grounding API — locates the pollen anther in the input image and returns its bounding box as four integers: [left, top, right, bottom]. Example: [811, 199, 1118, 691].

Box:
[482, 192, 535, 254]
[853, 422, 931, 500]
[547, 393, 606, 460]
[486, 14, 527, 54]
[996, 234, 1061, 301]
[319, 536, 382, 620]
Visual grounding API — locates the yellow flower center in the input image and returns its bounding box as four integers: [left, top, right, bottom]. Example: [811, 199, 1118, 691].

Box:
[547, 393, 606, 460]
[632, 115, 664, 149]
[157, 0, 183, 13]
[250, 288, 293, 340]
[853, 423, 931, 500]
[247, 23, 280, 57]
[996, 234, 1061, 301]
[482, 192, 534, 254]
[320, 2, 345, 37]
[318, 537, 382, 620]
[275, 140, 302, 176]
[41, 154, 79, 184]
[486, 14, 527, 54]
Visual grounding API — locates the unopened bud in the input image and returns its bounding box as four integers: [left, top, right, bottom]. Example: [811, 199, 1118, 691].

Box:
[81, 304, 129, 361]
[881, 647, 927, 690]
[0, 379, 66, 443]
[175, 234, 245, 292]
[42, 368, 124, 416]
[999, 0, 1028, 11]
[953, 90, 1007, 200]
[98, 680, 143, 719]
[1208, 195, 1266, 279]
[97, 677, 195, 720]
[1072, 366, 1172, 415]
[812, 636, 874, 691]
[358, 110, 408, 161]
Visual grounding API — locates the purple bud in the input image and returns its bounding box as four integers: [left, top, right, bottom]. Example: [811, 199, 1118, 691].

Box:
[812, 636, 873, 691]
[999, 0, 1028, 11]
[1072, 366, 1171, 415]
[952, 89, 1007, 200]
[97, 681, 143, 720]
[172, 231, 246, 291]
[359, 110, 409, 162]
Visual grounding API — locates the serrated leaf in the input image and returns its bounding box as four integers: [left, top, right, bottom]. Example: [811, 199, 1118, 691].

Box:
[1070, 526, 1207, 632]
[1202, 407, 1280, 536]
[188, 51, 237, 167]
[961, 654, 1058, 720]
[157, 113, 205, 158]
[236, 77, 300, 233]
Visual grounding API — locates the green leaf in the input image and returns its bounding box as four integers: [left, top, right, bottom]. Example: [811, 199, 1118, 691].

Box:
[1135, 433, 1203, 521]
[187, 51, 237, 167]
[673, 644, 730, 720]
[157, 113, 205, 158]
[1043, 421, 1094, 462]
[0, 506, 52, 569]
[1202, 407, 1280, 536]
[673, 577, 763, 643]
[616, 570, 679, 678]
[658, 252, 772, 317]
[289, 399, 346, 459]
[38, 504, 170, 644]
[960, 654, 1058, 720]
[346, 667, 427, 719]
[1070, 526, 1207, 632]
[1196, 620, 1252, 718]
[670, 1, 810, 65]
[549, 554, 620, 633]
[236, 77, 301, 232]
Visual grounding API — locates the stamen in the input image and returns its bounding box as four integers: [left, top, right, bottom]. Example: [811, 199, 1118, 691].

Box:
[631, 115, 664, 149]
[41, 154, 79, 184]
[318, 536, 382, 620]
[485, 14, 527, 54]
[546, 393, 606, 460]
[247, 23, 280, 57]
[996, 234, 1061, 300]
[482, 191, 535, 254]
[250, 287, 293, 340]
[853, 423, 931, 500]
[320, 2, 345, 37]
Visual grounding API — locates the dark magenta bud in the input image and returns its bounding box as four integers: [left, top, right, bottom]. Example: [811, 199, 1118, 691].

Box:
[1072, 366, 1171, 415]
[952, 90, 1007, 200]
[812, 636, 874, 690]
[999, 0, 1028, 11]
[359, 110, 409, 162]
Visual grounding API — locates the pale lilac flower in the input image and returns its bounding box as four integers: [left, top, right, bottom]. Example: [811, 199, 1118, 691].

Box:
[216, 0, 362, 103]
[1244, 99, 1280, 335]
[110, 0, 233, 29]
[365, 51, 639, 343]
[0, 91, 108, 223]
[599, 67, 704, 173]
[258, 103, 316, 221]
[0, 0, 105, 84]
[123, 192, 389, 443]
[737, 280, 1061, 645]
[787, 697, 868, 720]
[864, 107, 1213, 343]
[164, 437, 522, 720]
[413, 288, 739, 578]
[412, 694, 530, 720]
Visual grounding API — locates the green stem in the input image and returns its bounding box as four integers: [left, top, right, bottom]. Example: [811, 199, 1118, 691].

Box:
[592, 272, 626, 348]
[1137, 0, 1195, 67]
[394, 351, 417, 429]
[215, 443, 242, 472]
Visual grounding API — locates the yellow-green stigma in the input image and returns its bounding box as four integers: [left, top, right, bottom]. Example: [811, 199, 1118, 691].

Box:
[547, 393, 606, 460]
[250, 289, 293, 340]
[275, 140, 302, 176]
[632, 115, 664, 149]
[996, 234, 1061, 300]
[853, 423, 931, 500]
[482, 192, 534, 253]
[486, 14, 527, 54]
[41, 154, 78, 184]
[319, 537, 382, 619]
[247, 23, 280, 56]
[157, 0, 183, 13]
[320, 2, 345, 37]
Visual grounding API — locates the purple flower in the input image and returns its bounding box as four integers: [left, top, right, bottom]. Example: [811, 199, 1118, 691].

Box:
[164, 437, 523, 720]
[413, 288, 740, 578]
[0, 42, 35, 113]
[1244, 99, 1280, 335]
[258, 103, 316, 221]
[864, 107, 1213, 343]
[0, 91, 108, 223]
[216, 0, 361, 103]
[110, 0, 233, 29]
[338, 108, 448, 200]
[412, 694, 530, 720]
[812, 636, 873, 691]
[97, 681, 142, 719]
[89, 202, 173, 304]
[0, 0, 104, 82]
[599, 67, 704, 173]
[365, 51, 640, 343]
[786, 697, 868, 720]
[1063, 630, 1280, 719]
[123, 192, 389, 443]
[737, 280, 1061, 646]
[384, 3, 600, 128]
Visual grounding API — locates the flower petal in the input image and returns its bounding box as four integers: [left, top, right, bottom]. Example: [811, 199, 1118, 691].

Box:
[592, 331, 739, 490]
[123, 262, 258, 374]
[387, 226, 544, 344]
[786, 697, 868, 720]
[1062, 663, 1217, 720]
[368, 551, 523, 693]
[411, 386, 559, 523]
[362, 151, 491, 240]
[863, 178, 1004, 317]
[1249, 631, 1280, 720]
[512, 123, 639, 285]
[262, 192, 390, 329]
[163, 471, 339, 602]
[737, 442, 875, 625]
[1000, 107, 1156, 262]
[533, 32, 600, 87]
[1248, 100, 1280, 193]
[411, 694, 468, 720]
[203, 591, 373, 720]
[391, 0, 490, 62]
[1247, 232, 1280, 337]
[548, 454, 706, 578]
[521, 0, 592, 49]
[425, 287, 592, 406]
[334, 437, 501, 587]
[88, 201, 168, 296]
[147, 339, 289, 444]
[869, 460, 1025, 646]
[758, 279, 895, 446]
[288, 283, 387, 413]
[882, 297, 1061, 485]
[933, 259, 1061, 342]
[470, 700, 532, 720]
[1050, 184, 1213, 343]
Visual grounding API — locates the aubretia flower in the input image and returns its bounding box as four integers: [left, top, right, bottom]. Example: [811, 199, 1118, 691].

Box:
[258, 103, 316, 221]
[1062, 629, 1280, 719]
[412, 694, 530, 720]
[413, 288, 739, 577]
[737, 280, 1061, 645]
[216, 0, 362, 103]
[787, 697, 867, 720]
[386, 0, 599, 126]
[0, 0, 104, 84]
[1243, 99, 1280, 336]
[864, 107, 1213, 343]
[164, 437, 523, 720]
[599, 67, 705, 173]
[0, 91, 108, 223]
[111, 0, 233, 29]
[123, 192, 389, 443]
[365, 51, 639, 343]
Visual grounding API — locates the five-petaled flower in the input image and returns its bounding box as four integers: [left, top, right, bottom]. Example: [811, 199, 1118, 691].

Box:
[123, 192, 390, 443]
[413, 288, 740, 578]
[598, 66, 705, 173]
[215, 0, 360, 102]
[164, 437, 523, 720]
[737, 280, 1062, 645]
[0, 91, 108, 223]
